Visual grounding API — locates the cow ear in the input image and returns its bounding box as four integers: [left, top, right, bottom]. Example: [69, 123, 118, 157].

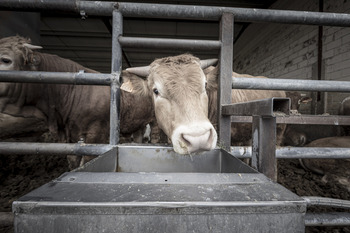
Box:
[203, 66, 218, 91]
[300, 96, 312, 103]
[121, 71, 150, 97]
[27, 54, 41, 70]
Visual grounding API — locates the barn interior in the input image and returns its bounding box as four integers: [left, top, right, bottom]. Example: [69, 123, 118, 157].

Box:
[0, 0, 277, 72]
[1, 0, 350, 232]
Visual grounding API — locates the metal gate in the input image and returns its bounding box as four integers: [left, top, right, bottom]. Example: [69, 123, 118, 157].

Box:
[1, 1, 350, 230]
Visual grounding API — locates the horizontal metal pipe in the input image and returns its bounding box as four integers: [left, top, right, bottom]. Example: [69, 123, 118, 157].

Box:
[117, 2, 350, 27]
[0, 142, 114, 156]
[3, 70, 350, 94]
[0, 0, 79, 12]
[0, 71, 116, 86]
[303, 196, 350, 209]
[1, 142, 350, 159]
[231, 146, 350, 159]
[1, 1, 350, 27]
[305, 212, 350, 226]
[232, 77, 350, 92]
[231, 115, 350, 125]
[119, 36, 221, 50]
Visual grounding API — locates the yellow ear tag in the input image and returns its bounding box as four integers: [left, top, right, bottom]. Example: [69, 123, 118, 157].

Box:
[120, 80, 134, 93]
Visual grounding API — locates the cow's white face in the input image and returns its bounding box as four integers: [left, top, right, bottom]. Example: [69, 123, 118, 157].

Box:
[0, 36, 42, 71]
[124, 55, 217, 154]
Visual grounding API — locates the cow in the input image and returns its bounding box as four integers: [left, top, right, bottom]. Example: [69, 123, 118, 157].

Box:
[1, 37, 293, 159]
[122, 54, 218, 154]
[299, 136, 350, 192]
[1, 37, 222, 157]
[339, 96, 350, 136]
[282, 92, 312, 147]
[0, 36, 155, 168]
[124, 54, 287, 151]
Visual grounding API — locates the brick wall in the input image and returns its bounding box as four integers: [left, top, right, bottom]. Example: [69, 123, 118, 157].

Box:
[233, 0, 350, 114]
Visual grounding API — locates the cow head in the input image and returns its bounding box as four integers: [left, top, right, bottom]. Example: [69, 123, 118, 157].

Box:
[123, 54, 218, 154]
[0, 36, 42, 71]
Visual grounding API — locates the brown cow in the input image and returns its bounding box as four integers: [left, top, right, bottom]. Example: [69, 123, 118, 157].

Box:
[124, 54, 287, 152]
[0, 36, 154, 167]
[123, 54, 218, 154]
[339, 96, 350, 136]
[203, 66, 286, 146]
[282, 92, 312, 147]
[300, 136, 350, 192]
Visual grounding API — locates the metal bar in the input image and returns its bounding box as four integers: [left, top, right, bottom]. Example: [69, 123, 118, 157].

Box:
[232, 77, 350, 92]
[277, 114, 350, 125]
[1, 1, 350, 27]
[305, 212, 350, 226]
[252, 116, 277, 181]
[231, 115, 350, 125]
[218, 13, 234, 151]
[303, 196, 350, 209]
[277, 147, 350, 159]
[0, 71, 113, 85]
[2, 71, 350, 93]
[109, 10, 123, 145]
[231, 146, 350, 159]
[303, 196, 350, 226]
[223, 98, 290, 117]
[117, 3, 350, 26]
[0, 0, 79, 12]
[2, 142, 350, 159]
[119, 36, 221, 50]
[0, 142, 113, 156]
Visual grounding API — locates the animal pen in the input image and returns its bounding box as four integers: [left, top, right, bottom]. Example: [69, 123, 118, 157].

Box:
[1, 1, 350, 232]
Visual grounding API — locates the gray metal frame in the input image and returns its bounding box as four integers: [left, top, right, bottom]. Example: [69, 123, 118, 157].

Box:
[2, 1, 350, 228]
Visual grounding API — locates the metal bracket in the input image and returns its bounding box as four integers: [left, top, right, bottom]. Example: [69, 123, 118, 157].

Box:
[222, 97, 290, 117]
[222, 98, 290, 181]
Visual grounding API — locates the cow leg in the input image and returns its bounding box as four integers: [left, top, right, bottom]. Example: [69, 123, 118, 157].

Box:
[132, 128, 144, 143]
[67, 155, 82, 170]
[143, 124, 151, 143]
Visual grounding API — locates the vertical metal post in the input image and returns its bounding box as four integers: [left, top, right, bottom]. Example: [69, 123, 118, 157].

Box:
[251, 116, 277, 181]
[110, 10, 122, 145]
[218, 13, 234, 150]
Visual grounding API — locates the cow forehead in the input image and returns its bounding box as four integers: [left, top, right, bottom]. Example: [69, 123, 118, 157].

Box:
[0, 45, 26, 64]
[151, 63, 205, 85]
[149, 64, 207, 101]
[0, 48, 14, 57]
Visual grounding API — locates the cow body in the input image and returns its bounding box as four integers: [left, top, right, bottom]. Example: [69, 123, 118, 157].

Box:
[300, 136, 350, 191]
[339, 96, 350, 136]
[0, 36, 154, 169]
[204, 66, 287, 146]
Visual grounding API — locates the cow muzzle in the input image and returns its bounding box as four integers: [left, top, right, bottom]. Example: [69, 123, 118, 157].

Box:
[171, 122, 217, 154]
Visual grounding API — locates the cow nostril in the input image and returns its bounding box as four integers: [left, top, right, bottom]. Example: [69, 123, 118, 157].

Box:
[181, 133, 191, 146]
[208, 129, 213, 143]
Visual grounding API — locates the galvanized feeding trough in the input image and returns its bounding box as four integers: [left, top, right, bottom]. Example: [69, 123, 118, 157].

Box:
[13, 145, 306, 233]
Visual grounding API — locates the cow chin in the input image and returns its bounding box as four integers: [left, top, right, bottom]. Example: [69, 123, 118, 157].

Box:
[171, 122, 217, 155]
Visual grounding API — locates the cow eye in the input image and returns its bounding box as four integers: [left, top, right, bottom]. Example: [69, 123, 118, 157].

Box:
[153, 88, 159, 95]
[1, 58, 12, 64]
